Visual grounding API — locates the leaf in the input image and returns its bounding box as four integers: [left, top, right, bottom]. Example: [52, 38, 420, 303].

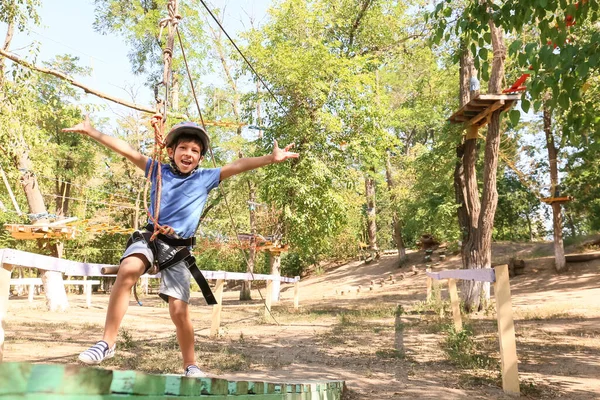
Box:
[521, 98, 531, 113]
[509, 109, 521, 126]
[558, 92, 570, 109]
[508, 39, 522, 56]
[484, 32, 491, 44]
[518, 52, 528, 67]
[479, 48, 488, 60]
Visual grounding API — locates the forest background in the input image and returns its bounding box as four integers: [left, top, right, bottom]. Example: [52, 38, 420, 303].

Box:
[1, 0, 599, 282]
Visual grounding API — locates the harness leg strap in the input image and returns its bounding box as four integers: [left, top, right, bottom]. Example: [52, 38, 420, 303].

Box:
[157, 248, 217, 305]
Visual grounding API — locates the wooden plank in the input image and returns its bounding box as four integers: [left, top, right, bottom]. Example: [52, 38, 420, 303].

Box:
[448, 279, 463, 332]
[0, 248, 302, 282]
[210, 279, 225, 337]
[494, 264, 520, 395]
[468, 100, 504, 127]
[426, 268, 496, 283]
[475, 93, 521, 101]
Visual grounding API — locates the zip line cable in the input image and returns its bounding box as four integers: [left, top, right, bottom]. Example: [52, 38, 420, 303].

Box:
[196, 0, 286, 113]
[177, 26, 281, 325]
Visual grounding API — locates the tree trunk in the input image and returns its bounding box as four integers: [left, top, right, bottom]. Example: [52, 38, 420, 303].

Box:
[15, 138, 69, 311]
[526, 212, 533, 241]
[385, 153, 406, 264]
[365, 170, 378, 253]
[544, 106, 566, 272]
[269, 251, 281, 302]
[460, 18, 506, 312]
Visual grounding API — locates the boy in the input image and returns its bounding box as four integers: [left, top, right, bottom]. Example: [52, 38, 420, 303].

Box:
[63, 116, 298, 377]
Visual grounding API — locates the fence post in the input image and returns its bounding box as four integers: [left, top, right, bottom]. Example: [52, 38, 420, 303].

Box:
[448, 278, 462, 332]
[210, 279, 225, 337]
[426, 268, 432, 301]
[494, 264, 520, 395]
[0, 262, 13, 362]
[265, 279, 273, 319]
[293, 278, 300, 309]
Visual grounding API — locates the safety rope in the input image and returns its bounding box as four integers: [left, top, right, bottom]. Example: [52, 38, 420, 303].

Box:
[142, 0, 181, 242]
[176, 26, 281, 324]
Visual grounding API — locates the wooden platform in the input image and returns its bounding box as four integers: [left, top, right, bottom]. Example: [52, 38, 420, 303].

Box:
[540, 196, 573, 205]
[4, 224, 77, 240]
[448, 93, 521, 131]
[0, 362, 345, 399]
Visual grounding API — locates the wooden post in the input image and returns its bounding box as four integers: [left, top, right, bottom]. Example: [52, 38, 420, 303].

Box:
[27, 282, 34, 303]
[426, 268, 432, 301]
[466, 124, 479, 140]
[448, 278, 462, 332]
[210, 279, 225, 337]
[0, 262, 13, 362]
[494, 264, 520, 396]
[293, 278, 299, 309]
[265, 279, 273, 319]
[85, 282, 92, 308]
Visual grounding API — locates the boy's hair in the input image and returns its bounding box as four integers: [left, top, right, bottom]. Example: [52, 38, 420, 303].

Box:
[168, 133, 204, 153]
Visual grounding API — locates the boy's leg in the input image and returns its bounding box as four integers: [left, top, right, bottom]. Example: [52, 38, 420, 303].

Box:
[79, 250, 149, 365]
[102, 254, 148, 345]
[168, 297, 197, 369]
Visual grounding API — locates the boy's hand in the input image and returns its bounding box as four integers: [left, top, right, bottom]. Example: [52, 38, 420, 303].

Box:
[272, 140, 299, 163]
[62, 115, 94, 136]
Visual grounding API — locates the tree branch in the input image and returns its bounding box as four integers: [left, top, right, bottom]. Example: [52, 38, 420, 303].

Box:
[0, 47, 188, 118]
[347, 0, 373, 52]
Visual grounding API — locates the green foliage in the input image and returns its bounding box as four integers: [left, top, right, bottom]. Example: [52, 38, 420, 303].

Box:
[494, 172, 543, 241]
[443, 324, 494, 370]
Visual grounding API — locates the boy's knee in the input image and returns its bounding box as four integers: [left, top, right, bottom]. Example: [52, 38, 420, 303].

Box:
[168, 299, 190, 324]
[117, 256, 147, 285]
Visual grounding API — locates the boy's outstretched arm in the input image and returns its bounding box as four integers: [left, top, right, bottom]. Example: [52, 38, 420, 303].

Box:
[62, 116, 149, 171]
[220, 140, 299, 181]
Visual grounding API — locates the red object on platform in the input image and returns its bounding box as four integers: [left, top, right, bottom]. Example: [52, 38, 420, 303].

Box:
[502, 74, 530, 94]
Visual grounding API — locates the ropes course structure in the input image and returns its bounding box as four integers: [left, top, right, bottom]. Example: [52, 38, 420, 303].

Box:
[1, 1, 291, 322]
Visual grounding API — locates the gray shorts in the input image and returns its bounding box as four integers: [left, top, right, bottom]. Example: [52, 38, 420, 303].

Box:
[121, 237, 191, 304]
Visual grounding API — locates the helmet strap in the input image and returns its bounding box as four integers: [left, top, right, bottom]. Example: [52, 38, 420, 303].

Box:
[168, 157, 198, 177]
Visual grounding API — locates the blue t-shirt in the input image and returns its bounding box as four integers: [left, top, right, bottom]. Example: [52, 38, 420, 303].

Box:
[145, 160, 221, 238]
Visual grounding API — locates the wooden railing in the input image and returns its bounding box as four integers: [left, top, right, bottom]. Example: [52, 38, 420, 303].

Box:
[9, 278, 100, 307]
[425, 264, 520, 396]
[0, 248, 300, 362]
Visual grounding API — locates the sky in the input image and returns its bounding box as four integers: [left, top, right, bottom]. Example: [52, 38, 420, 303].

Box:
[4, 0, 272, 124]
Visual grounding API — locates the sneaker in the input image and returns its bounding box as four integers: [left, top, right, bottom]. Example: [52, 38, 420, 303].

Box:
[78, 340, 116, 365]
[184, 364, 207, 378]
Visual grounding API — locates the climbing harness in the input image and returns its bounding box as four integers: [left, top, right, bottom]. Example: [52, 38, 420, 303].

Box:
[125, 225, 217, 305]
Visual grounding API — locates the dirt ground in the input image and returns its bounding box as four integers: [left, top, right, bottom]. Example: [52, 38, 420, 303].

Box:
[3, 240, 600, 399]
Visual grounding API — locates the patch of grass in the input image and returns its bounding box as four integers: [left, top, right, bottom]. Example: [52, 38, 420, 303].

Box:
[119, 328, 136, 350]
[457, 371, 499, 389]
[208, 347, 251, 372]
[375, 348, 405, 359]
[517, 308, 586, 321]
[274, 305, 397, 320]
[443, 325, 495, 370]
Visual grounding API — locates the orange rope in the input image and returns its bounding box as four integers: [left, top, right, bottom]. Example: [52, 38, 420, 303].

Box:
[142, 114, 175, 240]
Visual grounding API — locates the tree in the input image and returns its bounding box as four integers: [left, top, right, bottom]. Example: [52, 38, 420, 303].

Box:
[430, 2, 510, 311]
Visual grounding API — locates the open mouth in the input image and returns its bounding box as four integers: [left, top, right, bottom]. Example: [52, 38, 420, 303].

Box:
[180, 159, 193, 167]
